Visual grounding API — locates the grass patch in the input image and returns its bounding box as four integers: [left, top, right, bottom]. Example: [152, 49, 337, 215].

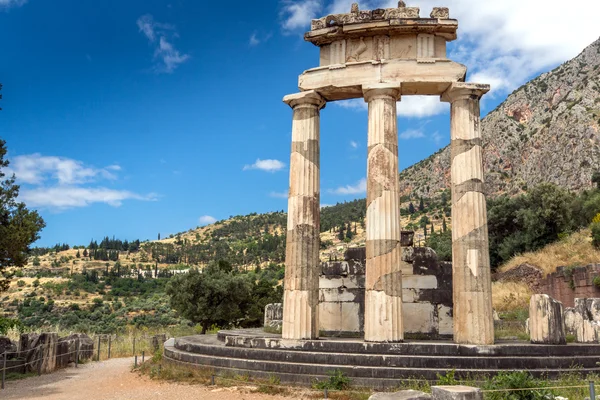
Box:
[499, 229, 600, 276]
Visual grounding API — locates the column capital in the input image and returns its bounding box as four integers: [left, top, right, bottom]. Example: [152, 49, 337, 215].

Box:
[441, 82, 490, 103]
[363, 83, 401, 103]
[283, 90, 326, 110]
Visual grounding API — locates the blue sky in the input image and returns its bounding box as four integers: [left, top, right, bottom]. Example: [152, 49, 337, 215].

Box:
[1, 0, 598, 246]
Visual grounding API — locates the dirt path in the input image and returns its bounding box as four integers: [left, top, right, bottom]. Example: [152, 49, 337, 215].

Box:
[1, 358, 295, 400]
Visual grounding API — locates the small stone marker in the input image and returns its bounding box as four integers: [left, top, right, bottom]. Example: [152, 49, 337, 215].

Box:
[529, 294, 566, 345]
[368, 389, 431, 399]
[431, 386, 483, 400]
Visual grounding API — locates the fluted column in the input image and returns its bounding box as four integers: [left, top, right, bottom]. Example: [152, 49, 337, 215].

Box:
[281, 90, 326, 340]
[362, 83, 403, 343]
[441, 82, 494, 345]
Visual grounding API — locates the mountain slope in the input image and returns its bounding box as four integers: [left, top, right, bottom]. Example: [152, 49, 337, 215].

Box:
[399, 37, 600, 198]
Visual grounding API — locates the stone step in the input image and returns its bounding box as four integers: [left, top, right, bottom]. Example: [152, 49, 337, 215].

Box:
[216, 331, 600, 357]
[164, 345, 600, 385]
[175, 337, 600, 369]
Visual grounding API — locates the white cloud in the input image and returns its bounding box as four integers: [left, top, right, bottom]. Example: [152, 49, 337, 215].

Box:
[0, 0, 26, 8]
[280, 0, 322, 31]
[269, 190, 289, 199]
[336, 96, 448, 118]
[4, 154, 155, 210]
[7, 154, 119, 185]
[331, 178, 366, 195]
[198, 215, 217, 225]
[281, 0, 600, 100]
[20, 187, 156, 209]
[249, 33, 260, 46]
[137, 14, 189, 73]
[320, 203, 334, 208]
[243, 159, 286, 172]
[350, 140, 358, 149]
[399, 129, 425, 140]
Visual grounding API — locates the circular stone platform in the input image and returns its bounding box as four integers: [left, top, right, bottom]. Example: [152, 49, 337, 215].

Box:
[163, 329, 600, 388]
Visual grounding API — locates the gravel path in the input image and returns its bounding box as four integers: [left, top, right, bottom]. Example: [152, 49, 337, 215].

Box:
[1, 358, 294, 400]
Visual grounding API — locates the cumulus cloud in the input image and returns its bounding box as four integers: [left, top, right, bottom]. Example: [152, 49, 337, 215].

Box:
[280, 0, 322, 31]
[20, 187, 156, 209]
[336, 96, 448, 119]
[331, 178, 366, 195]
[7, 154, 119, 185]
[198, 215, 217, 225]
[281, 0, 600, 102]
[0, 0, 26, 9]
[243, 159, 286, 172]
[137, 14, 189, 73]
[350, 140, 358, 149]
[5, 154, 155, 210]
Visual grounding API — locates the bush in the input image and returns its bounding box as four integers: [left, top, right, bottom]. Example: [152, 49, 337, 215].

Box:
[591, 213, 600, 248]
[482, 371, 554, 400]
[17, 280, 25, 287]
[312, 369, 351, 390]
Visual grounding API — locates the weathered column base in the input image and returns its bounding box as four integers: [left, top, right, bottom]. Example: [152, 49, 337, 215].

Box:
[364, 290, 403, 342]
[282, 290, 318, 340]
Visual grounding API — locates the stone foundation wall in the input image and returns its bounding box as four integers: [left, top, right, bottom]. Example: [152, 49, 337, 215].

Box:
[318, 246, 453, 338]
[539, 264, 600, 307]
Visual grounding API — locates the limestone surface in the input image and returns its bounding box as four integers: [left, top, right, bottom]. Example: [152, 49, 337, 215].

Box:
[442, 83, 493, 345]
[431, 386, 483, 400]
[282, 91, 326, 340]
[369, 390, 431, 399]
[529, 294, 566, 345]
[363, 83, 403, 342]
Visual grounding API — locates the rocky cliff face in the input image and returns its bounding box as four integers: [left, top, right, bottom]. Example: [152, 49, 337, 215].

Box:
[399, 37, 600, 198]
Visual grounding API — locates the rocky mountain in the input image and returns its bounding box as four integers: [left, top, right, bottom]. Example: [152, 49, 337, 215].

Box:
[399, 37, 600, 198]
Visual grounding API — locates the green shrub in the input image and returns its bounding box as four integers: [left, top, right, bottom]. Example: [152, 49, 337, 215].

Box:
[591, 221, 600, 248]
[482, 371, 554, 400]
[312, 369, 351, 390]
[436, 369, 459, 385]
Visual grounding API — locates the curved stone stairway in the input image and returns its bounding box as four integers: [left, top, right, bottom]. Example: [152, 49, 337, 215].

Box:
[163, 329, 600, 388]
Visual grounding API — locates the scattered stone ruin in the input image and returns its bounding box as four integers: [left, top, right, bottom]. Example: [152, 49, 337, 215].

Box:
[282, 2, 493, 344]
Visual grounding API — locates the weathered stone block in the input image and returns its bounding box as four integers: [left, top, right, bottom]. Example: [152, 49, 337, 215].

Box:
[431, 386, 482, 400]
[529, 294, 566, 345]
[369, 389, 431, 399]
[19, 332, 58, 373]
[152, 334, 167, 351]
[430, 7, 450, 19]
[56, 333, 94, 368]
[264, 303, 283, 329]
[403, 303, 435, 333]
[438, 305, 454, 335]
[403, 275, 438, 290]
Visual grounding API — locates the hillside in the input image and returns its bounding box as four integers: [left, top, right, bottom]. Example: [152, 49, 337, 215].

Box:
[399, 37, 600, 198]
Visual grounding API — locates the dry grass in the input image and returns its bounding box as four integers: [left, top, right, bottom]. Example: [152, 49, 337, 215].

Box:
[499, 229, 600, 276]
[492, 281, 532, 312]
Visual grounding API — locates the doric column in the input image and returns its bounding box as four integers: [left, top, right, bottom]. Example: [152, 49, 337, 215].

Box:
[362, 83, 403, 343]
[281, 90, 326, 340]
[441, 82, 493, 345]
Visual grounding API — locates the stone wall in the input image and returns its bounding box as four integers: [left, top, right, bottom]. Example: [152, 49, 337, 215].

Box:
[318, 246, 453, 338]
[539, 264, 600, 307]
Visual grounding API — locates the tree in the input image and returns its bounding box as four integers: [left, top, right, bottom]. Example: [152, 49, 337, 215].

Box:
[83, 248, 88, 258]
[0, 139, 45, 293]
[418, 197, 425, 212]
[157, 233, 161, 240]
[442, 217, 447, 233]
[408, 202, 415, 214]
[76, 250, 81, 258]
[592, 171, 600, 189]
[166, 262, 253, 334]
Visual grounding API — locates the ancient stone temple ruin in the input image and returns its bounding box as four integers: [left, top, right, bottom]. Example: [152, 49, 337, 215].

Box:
[165, 4, 600, 384]
[282, 2, 493, 345]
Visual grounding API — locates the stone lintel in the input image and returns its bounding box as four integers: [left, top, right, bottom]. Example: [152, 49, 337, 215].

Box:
[441, 82, 490, 103]
[283, 90, 326, 110]
[431, 386, 483, 400]
[298, 59, 467, 101]
[363, 82, 401, 102]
